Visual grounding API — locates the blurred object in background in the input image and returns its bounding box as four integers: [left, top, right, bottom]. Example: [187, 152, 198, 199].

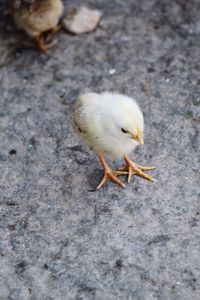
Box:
[12, 0, 64, 53]
[62, 6, 102, 35]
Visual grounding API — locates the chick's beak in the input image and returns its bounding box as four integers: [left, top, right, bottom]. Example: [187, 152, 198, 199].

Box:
[132, 135, 144, 145]
[137, 137, 144, 145]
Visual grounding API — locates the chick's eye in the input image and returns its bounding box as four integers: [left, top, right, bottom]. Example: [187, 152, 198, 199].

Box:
[121, 128, 128, 134]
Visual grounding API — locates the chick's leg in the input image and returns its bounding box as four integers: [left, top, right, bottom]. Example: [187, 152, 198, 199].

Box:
[121, 155, 156, 183]
[45, 25, 62, 42]
[35, 35, 56, 53]
[97, 154, 127, 189]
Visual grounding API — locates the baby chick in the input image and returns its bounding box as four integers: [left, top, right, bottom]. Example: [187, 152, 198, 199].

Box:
[13, 0, 64, 52]
[72, 92, 156, 189]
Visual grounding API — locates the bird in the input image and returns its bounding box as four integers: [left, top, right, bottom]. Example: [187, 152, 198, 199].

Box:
[12, 0, 64, 53]
[72, 92, 156, 189]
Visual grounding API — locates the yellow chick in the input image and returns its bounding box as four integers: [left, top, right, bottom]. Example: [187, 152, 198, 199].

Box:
[72, 92, 156, 189]
[13, 0, 64, 52]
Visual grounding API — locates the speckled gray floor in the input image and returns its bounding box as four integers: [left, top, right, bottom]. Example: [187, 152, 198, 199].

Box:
[0, 0, 200, 299]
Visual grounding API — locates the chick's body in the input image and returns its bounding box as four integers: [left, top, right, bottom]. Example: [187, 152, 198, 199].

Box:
[73, 92, 155, 189]
[73, 92, 143, 157]
[14, 0, 63, 37]
[13, 0, 63, 52]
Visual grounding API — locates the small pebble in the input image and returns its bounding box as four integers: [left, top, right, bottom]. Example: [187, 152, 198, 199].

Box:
[63, 6, 102, 35]
[108, 69, 116, 75]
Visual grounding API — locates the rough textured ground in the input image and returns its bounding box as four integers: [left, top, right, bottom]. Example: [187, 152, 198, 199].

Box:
[0, 0, 200, 299]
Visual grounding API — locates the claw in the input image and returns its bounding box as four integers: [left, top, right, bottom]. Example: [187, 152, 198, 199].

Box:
[97, 155, 126, 189]
[123, 155, 156, 183]
[35, 34, 56, 53]
[45, 25, 62, 42]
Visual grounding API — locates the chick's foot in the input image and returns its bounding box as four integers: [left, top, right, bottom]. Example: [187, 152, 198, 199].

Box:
[120, 155, 156, 183]
[45, 25, 62, 42]
[35, 35, 56, 53]
[97, 155, 127, 189]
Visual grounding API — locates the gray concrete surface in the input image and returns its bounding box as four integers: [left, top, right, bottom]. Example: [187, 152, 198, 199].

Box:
[0, 0, 200, 299]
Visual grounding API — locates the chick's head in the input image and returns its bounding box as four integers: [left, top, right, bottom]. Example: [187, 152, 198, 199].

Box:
[100, 93, 144, 146]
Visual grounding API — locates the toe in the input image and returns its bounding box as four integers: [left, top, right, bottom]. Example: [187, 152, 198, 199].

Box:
[97, 171, 126, 189]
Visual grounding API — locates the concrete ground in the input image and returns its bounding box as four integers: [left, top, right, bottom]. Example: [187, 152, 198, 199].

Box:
[0, 0, 200, 299]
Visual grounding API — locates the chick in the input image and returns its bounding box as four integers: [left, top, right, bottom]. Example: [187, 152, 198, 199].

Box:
[72, 92, 156, 189]
[13, 0, 64, 52]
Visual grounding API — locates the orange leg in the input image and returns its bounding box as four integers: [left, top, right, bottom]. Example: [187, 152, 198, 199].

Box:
[121, 155, 156, 183]
[97, 154, 127, 189]
[35, 35, 56, 53]
[45, 25, 62, 42]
